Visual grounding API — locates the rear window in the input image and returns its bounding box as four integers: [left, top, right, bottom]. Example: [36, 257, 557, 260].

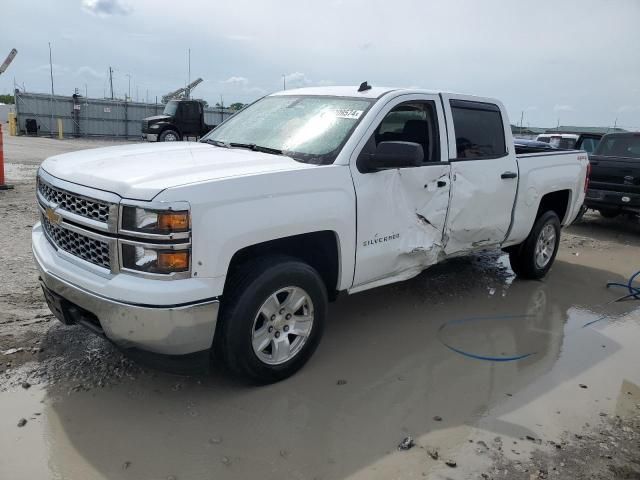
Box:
[579, 137, 600, 154]
[557, 137, 576, 149]
[450, 100, 507, 159]
[594, 135, 640, 159]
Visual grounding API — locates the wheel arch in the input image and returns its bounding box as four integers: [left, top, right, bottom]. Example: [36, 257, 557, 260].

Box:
[535, 189, 571, 224]
[223, 231, 342, 301]
[159, 123, 182, 139]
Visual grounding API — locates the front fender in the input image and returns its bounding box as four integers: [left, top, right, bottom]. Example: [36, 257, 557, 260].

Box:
[156, 165, 357, 295]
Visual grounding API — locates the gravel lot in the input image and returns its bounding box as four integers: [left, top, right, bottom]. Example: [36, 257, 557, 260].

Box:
[1, 132, 639, 480]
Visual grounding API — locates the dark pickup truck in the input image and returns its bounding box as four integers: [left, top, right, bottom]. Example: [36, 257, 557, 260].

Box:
[585, 132, 640, 217]
[141, 100, 214, 142]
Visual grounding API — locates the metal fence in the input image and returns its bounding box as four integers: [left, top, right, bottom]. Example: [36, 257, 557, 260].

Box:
[14, 91, 235, 139]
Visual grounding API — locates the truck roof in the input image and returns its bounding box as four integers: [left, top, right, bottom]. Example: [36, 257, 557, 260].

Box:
[270, 86, 445, 99]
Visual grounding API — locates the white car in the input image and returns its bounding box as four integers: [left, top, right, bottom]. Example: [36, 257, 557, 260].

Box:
[33, 85, 589, 382]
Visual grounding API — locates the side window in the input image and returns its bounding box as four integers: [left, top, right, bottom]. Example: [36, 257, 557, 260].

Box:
[450, 100, 507, 159]
[373, 101, 440, 163]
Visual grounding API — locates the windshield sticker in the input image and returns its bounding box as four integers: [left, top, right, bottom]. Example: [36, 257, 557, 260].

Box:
[332, 109, 363, 120]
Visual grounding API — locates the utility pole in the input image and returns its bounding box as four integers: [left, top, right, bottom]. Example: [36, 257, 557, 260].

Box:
[613, 117, 618, 132]
[282, 74, 286, 90]
[187, 48, 191, 99]
[126, 73, 131, 101]
[520, 111, 524, 135]
[48, 42, 54, 96]
[49, 42, 54, 137]
[108, 66, 114, 100]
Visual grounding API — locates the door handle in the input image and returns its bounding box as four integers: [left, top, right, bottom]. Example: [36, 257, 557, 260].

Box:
[437, 180, 447, 188]
[501, 171, 518, 179]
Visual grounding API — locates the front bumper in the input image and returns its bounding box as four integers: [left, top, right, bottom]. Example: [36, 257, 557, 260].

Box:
[585, 188, 640, 213]
[33, 223, 219, 356]
[144, 133, 158, 142]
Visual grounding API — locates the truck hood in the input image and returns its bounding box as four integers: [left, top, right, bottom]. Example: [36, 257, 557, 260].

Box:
[144, 115, 171, 123]
[41, 142, 314, 200]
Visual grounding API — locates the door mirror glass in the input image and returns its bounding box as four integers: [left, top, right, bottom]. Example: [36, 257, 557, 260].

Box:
[360, 141, 424, 172]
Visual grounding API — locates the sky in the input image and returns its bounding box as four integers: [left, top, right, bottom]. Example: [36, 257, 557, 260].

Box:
[1, 0, 639, 129]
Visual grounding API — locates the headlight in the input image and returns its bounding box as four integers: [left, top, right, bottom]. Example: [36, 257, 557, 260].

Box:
[121, 206, 189, 235]
[121, 244, 190, 274]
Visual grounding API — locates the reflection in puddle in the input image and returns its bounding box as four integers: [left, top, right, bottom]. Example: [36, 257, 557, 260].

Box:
[438, 315, 539, 362]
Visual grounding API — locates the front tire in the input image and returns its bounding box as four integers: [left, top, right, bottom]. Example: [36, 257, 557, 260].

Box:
[159, 129, 180, 142]
[215, 256, 327, 384]
[509, 211, 561, 280]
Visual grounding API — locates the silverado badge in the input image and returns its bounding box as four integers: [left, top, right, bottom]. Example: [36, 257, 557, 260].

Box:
[45, 206, 62, 225]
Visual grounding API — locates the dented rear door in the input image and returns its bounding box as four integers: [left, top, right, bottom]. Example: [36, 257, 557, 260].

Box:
[349, 93, 452, 289]
[440, 95, 518, 255]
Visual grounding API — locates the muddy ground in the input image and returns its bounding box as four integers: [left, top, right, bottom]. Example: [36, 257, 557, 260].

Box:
[1, 132, 639, 480]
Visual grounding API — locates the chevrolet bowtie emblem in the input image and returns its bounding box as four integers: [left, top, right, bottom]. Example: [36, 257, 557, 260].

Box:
[45, 206, 62, 225]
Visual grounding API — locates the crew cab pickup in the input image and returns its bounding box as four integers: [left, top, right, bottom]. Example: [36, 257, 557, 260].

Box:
[33, 86, 589, 383]
[584, 132, 640, 217]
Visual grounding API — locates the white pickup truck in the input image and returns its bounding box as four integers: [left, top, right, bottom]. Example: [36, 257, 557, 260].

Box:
[33, 85, 589, 382]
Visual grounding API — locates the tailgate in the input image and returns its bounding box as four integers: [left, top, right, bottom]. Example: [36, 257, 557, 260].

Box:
[589, 155, 640, 194]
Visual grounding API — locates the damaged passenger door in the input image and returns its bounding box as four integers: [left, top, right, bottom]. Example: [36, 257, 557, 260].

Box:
[441, 96, 518, 254]
[350, 95, 451, 290]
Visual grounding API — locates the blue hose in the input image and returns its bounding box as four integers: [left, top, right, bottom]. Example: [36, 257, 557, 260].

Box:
[581, 269, 640, 328]
[439, 271, 640, 359]
[437, 315, 538, 362]
[606, 270, 640, 301]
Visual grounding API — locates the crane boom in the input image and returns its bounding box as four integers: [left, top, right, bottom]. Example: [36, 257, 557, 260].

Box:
[0, 48, 18, 76]
[162, 77, 203, 103]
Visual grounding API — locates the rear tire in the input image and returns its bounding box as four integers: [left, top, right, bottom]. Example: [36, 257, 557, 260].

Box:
[509, 211, 561, 280]
[214, 255, 327, 384]
[159, 129, 180, 142]
[598, 208, 620, 219]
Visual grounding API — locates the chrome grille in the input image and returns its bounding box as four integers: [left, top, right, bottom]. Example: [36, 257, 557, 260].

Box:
[41, 214, 111, 269]
[38, 178, 111, 224]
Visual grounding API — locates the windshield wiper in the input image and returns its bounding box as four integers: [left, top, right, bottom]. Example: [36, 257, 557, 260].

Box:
[203, 139, 230, 148]
[229, 143, 284, 156]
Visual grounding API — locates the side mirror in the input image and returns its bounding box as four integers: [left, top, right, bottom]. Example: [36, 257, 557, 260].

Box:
[359, 141, 424, 172]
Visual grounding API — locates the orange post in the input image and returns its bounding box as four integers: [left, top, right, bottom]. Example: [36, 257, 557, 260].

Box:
[0, 123, 14, 190]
